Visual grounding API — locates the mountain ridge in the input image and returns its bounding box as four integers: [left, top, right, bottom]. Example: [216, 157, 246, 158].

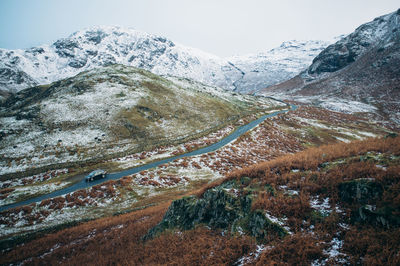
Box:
[261, 9, 400, 126]
[0, 25, 330, 98]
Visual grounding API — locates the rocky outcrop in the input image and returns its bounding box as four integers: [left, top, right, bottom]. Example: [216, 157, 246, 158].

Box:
[146, 179, 287, 240]
[338, 178, 383, 205]
[308, 10, 399, 75]
[338, 178, 400, 227]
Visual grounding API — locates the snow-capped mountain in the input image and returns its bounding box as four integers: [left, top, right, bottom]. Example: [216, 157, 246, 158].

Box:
[227, 40, 331, 93]
[262, 9, 400, 126]
[0, 26, 241, 94]
[0, 26, 330, 97]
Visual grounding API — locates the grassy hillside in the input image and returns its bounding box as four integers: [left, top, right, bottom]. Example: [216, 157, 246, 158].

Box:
[2, 136, 399, 265]
[0, 64, 283, 176]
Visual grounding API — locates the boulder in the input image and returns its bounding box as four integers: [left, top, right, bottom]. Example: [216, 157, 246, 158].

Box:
[145, 180, 287, 240]
[338, 178, 383, 205]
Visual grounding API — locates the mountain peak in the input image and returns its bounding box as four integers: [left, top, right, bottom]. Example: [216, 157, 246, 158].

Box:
[0, 26, 330, 97]
[63, 25, 169, 45]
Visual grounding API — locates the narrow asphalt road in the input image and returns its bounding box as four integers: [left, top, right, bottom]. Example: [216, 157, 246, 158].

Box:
[0, 103, 297, 212]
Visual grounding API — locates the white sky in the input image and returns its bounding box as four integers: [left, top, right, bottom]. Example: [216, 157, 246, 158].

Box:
[0, 0, 398, 57]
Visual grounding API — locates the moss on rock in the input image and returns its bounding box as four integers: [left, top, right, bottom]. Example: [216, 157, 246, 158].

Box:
[338, 178, 383, 205]
[145, 180, 287, 240]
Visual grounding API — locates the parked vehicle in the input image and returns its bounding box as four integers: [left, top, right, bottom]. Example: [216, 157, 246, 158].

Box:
[85, 169, 107, 182]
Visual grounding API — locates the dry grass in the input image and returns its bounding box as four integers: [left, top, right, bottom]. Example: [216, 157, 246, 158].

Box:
[2, 136, 399, 265]
[1, 202, 255, 265]
[256, 233, 326, 265]
[343, 227, 400, 265]
[228, 136, 400, 181]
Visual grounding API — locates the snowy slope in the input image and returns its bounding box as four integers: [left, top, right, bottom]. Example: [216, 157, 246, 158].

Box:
[0, 26, 330, 96]
[0, 64, 282, 175]
[228, 40, 331, 93]
[0, 26, 242, 94]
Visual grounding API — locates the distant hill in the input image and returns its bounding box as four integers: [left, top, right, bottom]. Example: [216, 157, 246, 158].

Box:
[0, 64, 282, 175]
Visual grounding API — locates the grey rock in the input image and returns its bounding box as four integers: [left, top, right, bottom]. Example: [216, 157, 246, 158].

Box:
[145, 180, 287, 240]
[338, 178, 383, 205]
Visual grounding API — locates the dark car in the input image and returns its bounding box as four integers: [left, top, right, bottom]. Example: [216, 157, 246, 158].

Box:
[85, 169, 107, 182]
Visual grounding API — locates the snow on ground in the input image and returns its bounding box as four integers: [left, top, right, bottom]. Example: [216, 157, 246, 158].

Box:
[1, 65, 284, 176]
[318, 99, 378, 114]
[324, 238, 346, 261]
[264, 94, 379, 115]
[165, 75, 285, 109]
[279, 185, 299, 196]
[41, 82, 144, 124]
[0, 183, 136, 238]
[294, 116, 378, 141]
[265, 211, 292, 234]
[0, 70, 149, 175]
[296, 117, 331, 129]
[0, 105, 386, 239]
[1, 108, 287, 237]
[293, 96, 378, 114]
[236, 244, 269, 266]
[0, 169, 69, 189]
[312, 238, 348, 265]
[334, 136, 351, 143]
[310, 196, 332, 216]
[0, 182, 70, 207]
[110, 124, 235, 170]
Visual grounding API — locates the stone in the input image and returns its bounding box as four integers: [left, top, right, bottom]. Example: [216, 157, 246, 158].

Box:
[338, 178, 383, 205]
[145, 180, 287, 240]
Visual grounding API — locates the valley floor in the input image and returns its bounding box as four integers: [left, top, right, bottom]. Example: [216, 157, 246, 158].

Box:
[0, 104, 397, 265]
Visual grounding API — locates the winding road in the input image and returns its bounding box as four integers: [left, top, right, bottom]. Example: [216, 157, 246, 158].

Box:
[0, 104, 297, 212]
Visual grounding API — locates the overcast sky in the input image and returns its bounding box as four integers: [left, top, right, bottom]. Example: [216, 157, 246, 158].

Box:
[0, 0, 398, 57]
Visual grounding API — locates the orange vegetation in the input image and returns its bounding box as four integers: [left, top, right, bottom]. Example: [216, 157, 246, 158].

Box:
[1, 202, 254, 265]
[1, 136, 399, 265]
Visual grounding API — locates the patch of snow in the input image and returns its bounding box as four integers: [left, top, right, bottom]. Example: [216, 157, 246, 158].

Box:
[338, 223, 350, 230]
[310, 197, 332, 216]
[0, 182, 70, 207]
[375, 164, 387, 170]
[236, 244, 269, 266]
[318, 99, 378, 114]
[265, 211, 292, 234]
[334, 136, 351, 143]
[279, 185, 299, 196]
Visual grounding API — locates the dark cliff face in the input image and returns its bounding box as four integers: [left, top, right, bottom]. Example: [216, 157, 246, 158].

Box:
[307, 42, 359, 74]
[307, 9, 400, 75]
